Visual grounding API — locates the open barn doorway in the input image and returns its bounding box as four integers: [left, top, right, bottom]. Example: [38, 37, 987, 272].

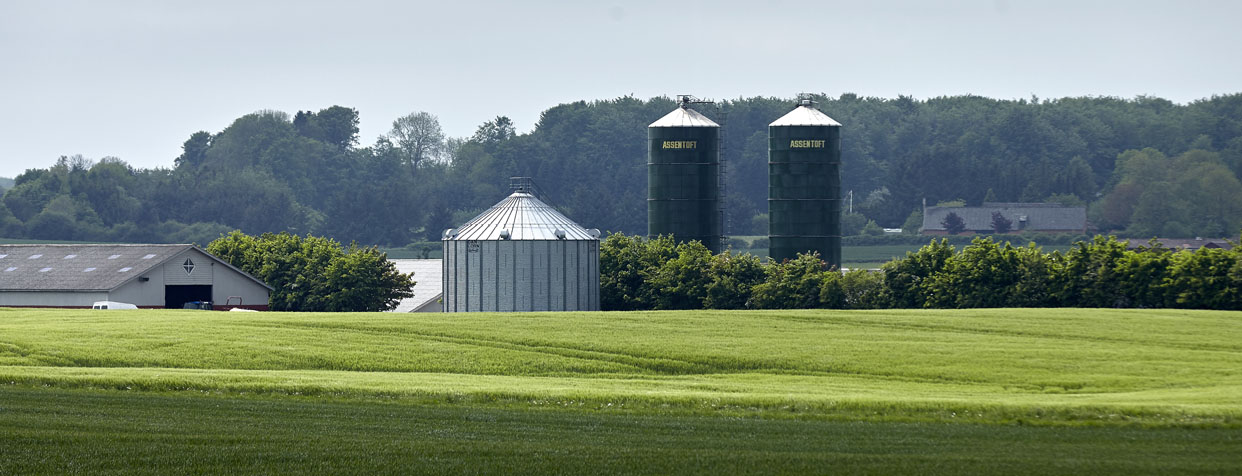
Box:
[165, 285, 212, 309]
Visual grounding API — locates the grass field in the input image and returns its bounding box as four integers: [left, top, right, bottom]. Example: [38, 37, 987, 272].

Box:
[2, 308, 1240, 473]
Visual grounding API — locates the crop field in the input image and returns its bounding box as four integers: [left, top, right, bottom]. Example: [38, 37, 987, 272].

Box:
[1, 308, 1240, 474]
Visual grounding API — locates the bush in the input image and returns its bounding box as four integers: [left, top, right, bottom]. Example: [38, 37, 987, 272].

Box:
[207, 231, 414, 311]
[750, 253, 831, 309]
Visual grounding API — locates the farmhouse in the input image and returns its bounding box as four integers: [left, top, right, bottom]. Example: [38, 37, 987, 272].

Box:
[922, 203, 1087, 235]
[0, 244, 271, 310]
[1125, 238, 1235, 252]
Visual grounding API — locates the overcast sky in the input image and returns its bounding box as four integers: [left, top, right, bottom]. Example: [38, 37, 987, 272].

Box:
[1, 0, 1239, 178]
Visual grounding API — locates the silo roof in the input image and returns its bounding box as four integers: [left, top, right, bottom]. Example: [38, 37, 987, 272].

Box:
[770, 105, 842, 127]
[447, 191, 598, 241]
[649, 107, 719, 128]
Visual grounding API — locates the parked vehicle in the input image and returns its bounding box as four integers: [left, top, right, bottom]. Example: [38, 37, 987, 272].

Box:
[92, 301, 138, 310]
[182, 301, 212, 310]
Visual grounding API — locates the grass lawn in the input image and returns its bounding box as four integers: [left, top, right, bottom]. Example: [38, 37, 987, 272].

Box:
[1, 308, 1240, 473]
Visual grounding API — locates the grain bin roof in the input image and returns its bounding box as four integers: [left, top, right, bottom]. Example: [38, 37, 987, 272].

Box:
[447, 191, 598, 241]
[649, 106, 719, 128]
[770, 104, 842, 127]
[0, 244, 272, 292]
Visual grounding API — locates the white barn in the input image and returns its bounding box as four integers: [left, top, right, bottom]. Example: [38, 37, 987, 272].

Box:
[0, 244, 272, 310]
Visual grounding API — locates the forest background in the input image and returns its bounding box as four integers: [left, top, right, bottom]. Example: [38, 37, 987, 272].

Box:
[2, 93, 1240, 247]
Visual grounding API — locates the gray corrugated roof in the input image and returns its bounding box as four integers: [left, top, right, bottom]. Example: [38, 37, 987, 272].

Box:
[446, 191, 598, 241]
[0, 244, 272, 291]
[649, 106, 719, 128]
[922, 206, 1087, 232]
[770, 105, 842, 127]
[388, 259, 442, 312]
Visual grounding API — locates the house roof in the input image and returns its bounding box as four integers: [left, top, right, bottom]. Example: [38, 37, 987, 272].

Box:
[0, 244, 272, 292]
[923, 205, 1087, 232]
[445, 191, 599, 241]
[388, 259, 442, 312]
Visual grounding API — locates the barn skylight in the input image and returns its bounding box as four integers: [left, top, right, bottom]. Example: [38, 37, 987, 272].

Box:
[142, 254, 157, 259]
[63, 254, 77, 259]
[108, 255, 121, 259]
[4, 267, 16, 272]
[39, 267, 52, 272]
[83, 268, 96, 272]
[0, 254, 7, 259]
[118, 267, 133, 272]
[28, 254, 42, 259]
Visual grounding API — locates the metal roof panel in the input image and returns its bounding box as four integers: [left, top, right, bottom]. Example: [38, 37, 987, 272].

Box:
[649, 107, 720, 128]
[447, 192, 597, 241]
[770, 105, 843, 127]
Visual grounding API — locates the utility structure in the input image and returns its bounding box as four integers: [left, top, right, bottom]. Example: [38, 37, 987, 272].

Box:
[647, 95, 722, 253]
[768, 96, 843, 267]
[441, 178, 601, 312]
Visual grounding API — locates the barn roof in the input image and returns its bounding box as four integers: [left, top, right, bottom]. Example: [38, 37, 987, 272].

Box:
[0, 244, 272, 292]
[922, 205, 1087, 232]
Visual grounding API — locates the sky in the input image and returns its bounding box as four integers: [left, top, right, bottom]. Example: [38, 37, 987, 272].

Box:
[2, 0, 1240, 179]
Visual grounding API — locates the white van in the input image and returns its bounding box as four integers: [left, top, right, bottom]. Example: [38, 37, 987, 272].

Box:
[91, 301, 138, 310]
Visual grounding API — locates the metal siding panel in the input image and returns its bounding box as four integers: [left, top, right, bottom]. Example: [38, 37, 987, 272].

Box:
[648, 123, 721, 253]
[564, 243, 578, 310]
[516, 241, 533, 311]
[456, 242, 468, 311]
[549, 242, 565, 311]
[467, 241, 482, 311]
[0, 291, 107, 307]
[532, 241, 549, 311]
[442, 243, 452, 311]
[163, 252, 213, 285]
[591, 242, 600, 310]
[769, 122, 841, 267]
[497, 242, 514, 312]
[480, 241, 497, 311]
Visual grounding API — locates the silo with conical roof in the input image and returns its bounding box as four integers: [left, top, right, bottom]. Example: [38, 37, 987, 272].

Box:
[442, 185, 600, 312]
[768, 99, 842, 267]
[647, 97, 722, 253]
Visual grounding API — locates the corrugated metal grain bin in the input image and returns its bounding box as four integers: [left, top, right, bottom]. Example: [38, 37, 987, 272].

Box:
[648, 98, 722, 253]
[768, 99, 842, 267]
[442, 189, 600, 312]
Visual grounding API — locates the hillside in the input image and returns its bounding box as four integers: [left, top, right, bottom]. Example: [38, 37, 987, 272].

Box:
[2, 94, 1241, 246]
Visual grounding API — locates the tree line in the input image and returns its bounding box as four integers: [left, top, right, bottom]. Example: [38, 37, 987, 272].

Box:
[2, 94, 1241, 246]
[603, 233, 1242, 311]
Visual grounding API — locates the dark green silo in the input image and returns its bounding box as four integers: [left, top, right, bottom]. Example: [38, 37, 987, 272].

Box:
[768, 100, 842, 267]
[648, 99, 721, 253]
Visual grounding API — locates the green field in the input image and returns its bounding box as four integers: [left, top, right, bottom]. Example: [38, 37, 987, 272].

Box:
[2, 308, 1240, 473]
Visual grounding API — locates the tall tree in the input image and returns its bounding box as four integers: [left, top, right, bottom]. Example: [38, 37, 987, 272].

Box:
[388, 111, 445, 172]
[942, 212, 966, 235]
[991, 211, 1013, 234]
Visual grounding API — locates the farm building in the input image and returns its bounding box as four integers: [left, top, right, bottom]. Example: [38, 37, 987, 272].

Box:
[0, 244, 271, 310]
[388, 259, 443, 312]
[442, 184, 600, 312]
[1125, 238, 1235, 252]
[921, 203, 1087, 235]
